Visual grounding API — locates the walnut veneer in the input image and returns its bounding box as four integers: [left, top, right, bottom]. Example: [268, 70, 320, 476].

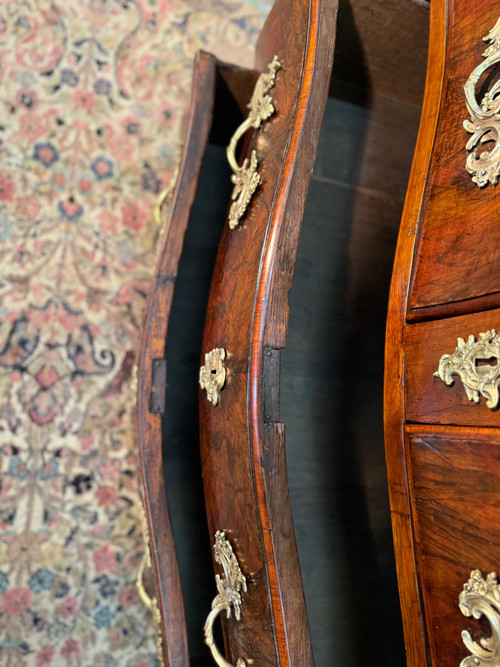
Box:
[385, 0, 500, 664]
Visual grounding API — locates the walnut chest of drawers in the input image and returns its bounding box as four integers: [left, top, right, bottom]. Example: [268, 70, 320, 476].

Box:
[385, 0, 500, 664]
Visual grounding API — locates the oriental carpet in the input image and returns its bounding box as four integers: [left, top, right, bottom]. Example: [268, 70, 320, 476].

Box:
[0, 1, 271, 664]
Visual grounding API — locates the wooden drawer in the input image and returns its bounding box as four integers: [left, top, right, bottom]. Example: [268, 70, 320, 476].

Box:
[199, 1, 337, 665]
[405, 308, 500, 426]
[407, 0, 500, 319]
[407, 425, 500, 666]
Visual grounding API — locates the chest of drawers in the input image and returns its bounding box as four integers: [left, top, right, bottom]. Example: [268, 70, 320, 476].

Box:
[385, 0, 500, 663]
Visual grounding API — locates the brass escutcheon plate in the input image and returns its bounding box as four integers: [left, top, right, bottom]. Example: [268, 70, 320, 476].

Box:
[199, 348, 227, 406]
[434, 330, 500, 409]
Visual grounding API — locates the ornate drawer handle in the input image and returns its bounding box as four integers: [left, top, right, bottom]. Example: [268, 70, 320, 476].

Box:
[227, 55, 281, 229]
[464, 18, 500, 187]
[200, 348, 227, 405]
[459, 569, 500, 666]
[434, 330, 500, 409]
[136, 506, 164, 664]
[204, 531, 248, 667]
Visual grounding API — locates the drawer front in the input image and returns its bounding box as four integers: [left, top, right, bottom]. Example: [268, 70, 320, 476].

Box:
[199, 1, 337, 664]
[405, 308, 500, 426]
[407, 427, 500, 666]
[408, 0, 500, 315]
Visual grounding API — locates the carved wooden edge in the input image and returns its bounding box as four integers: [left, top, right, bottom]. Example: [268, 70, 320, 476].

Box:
[247, 0, 337, 664]
[198, 1, 337, 664]
[383, 0, 445, 663]
[137, 52, 255, 666]
[136, 50, 216, 666]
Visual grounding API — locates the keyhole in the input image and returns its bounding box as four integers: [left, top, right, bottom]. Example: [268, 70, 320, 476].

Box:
[477, 61, 500, 109]
[475, 357, 498, 368]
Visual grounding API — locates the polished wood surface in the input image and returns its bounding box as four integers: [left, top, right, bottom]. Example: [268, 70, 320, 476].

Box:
[199, 0, 337, 664]
[409, 0, 500, 316]
[137, 51, 220, 667]
[384, 0, 447, 662]
[408, 425, 500, 666]
[333, 0, 429, 106]
[385, 0, 500, 664]
[405, 308, 500, 426]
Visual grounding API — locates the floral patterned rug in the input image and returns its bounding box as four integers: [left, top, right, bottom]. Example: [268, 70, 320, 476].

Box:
[0, 2, 270, 664]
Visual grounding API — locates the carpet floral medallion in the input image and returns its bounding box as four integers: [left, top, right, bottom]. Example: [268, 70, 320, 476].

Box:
[0, 1, 270, 665]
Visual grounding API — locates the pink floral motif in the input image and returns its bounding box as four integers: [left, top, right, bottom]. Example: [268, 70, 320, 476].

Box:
[36, 645, 55, 666]
[57, 597, 79, 619]
[16, 88, 39, 109]
[52, 171, 66, 188]
[3, 586, 32, 615]
[18, 110, 58, 141]
[79, 177, 93, 194]
[93, 545, 117, 574]
[73, 89, 95, 111]
[121, 202, 148, 231]
[118, 586, 139, 610]
[122, 115, 142, 136]
[98, 210, 118, 233]
[95, 485, 118, 506]
[98, 458, 122, 481]
[16, 194, 40, 219]
[131, 659, 151, 667]
[61, 639, 80, 659]
[0, 172, 15, 202]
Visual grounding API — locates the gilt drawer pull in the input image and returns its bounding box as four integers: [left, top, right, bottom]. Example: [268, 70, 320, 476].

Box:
[227, 55, 281, 229]
[464, 18, 500, 187]
[199, 348, 227, 405]
[434, 330, 500, 409]
[459, 569, 500, 666]
[204, 531, 248, 667]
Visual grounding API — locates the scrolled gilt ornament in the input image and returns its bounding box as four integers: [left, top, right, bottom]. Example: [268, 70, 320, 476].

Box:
[464, 18, 500, 187]
[199, 348, 227, 406]
[227, 55, 281, 229]
[459, 570, 500, 666]
[204, 531, 248, 667]
[434, 330, 500, 409]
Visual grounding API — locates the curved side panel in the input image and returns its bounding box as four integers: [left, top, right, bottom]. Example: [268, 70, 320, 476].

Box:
[250, 0, 337, 664]
[383, 0, 447, 663]
[137, 51, 217, 667]
[199, 1, 337, 665]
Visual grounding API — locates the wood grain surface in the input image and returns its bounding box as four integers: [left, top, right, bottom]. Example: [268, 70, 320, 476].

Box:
[384, 0, 446, 663]
[407, 425, 500, 666]
[406, 308, 500, 426]
[199, 1, 337, 665]
[334, 0, 429, 106]
[136, 51, 252, 666]
[408, 0, 500, 316]
[386, 1, 500, 665]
